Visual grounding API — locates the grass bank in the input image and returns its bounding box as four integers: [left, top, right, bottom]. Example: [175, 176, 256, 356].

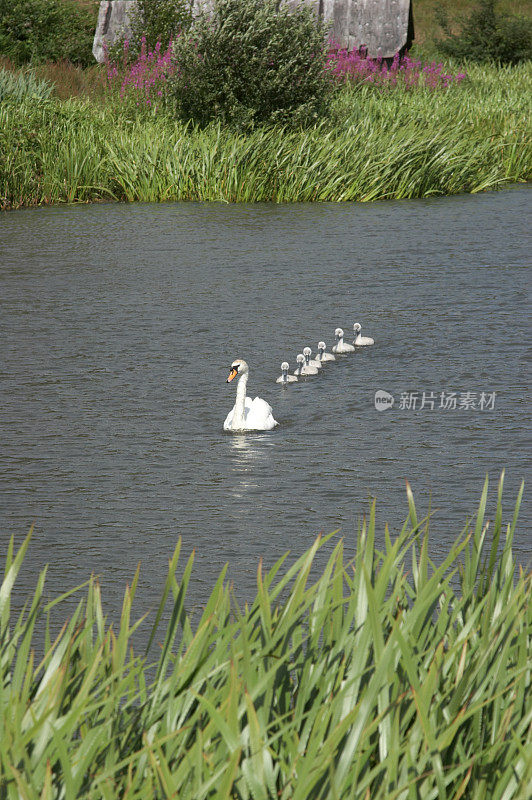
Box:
[1, 61, 530, 209]
[1, 476, 530, 798]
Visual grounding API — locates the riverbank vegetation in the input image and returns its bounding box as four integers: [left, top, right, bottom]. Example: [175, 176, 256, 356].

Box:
[0, 0, 531, 210]
[1, 58, 530, 209]
[1, 476, 530, 798]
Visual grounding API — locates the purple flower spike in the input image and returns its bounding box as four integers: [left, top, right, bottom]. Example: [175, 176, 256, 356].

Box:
[326, 46, 467, 91]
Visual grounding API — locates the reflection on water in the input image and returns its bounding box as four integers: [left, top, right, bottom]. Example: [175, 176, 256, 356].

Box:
[0, 186, 530, 626]
[229, 435, 263, 498]
[227, 436, 282, 531]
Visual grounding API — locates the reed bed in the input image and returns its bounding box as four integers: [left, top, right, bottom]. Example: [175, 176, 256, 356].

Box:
[0, 67, 53, 102]
[1, 475, 531, 798]
[1, 61, 530, 210]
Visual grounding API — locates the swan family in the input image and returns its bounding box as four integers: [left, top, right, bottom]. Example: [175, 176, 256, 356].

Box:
[224, 322, 374, 432]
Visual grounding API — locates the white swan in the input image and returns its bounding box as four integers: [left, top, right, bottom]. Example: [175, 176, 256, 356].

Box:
[316, 341, 335, 364]
[224, 359, 278, 432]
[332, 327, 355, 354]
[276, 361, 298, 384]
[353, 322, 374, 346]
[303, 346, 323, 370]
[294, 353, 318, 377]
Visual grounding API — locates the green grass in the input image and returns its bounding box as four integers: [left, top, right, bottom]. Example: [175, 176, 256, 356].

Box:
[0, 60, 530, 210]
[0, 475, 531, 798]
[0, 67, 53, 102]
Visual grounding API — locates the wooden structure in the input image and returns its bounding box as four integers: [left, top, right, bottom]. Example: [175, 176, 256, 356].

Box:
[93, 0, 414, 63]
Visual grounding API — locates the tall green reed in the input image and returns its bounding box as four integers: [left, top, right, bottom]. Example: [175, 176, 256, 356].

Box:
[0, 66, 52, 102]
[0, 475, 530, 798]
[0, 61, 530, 210]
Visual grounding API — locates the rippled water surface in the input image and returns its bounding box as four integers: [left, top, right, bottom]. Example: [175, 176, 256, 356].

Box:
[1, 187, 531, 621]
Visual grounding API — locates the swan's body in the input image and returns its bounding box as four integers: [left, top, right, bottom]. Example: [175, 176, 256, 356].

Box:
[303, 347, 322, 370]
[316, 341, 335, 364]
[294, 353, 318, 377]
[353, 322, 374, 346]
[224, 359, 278, 432]
[332, 327, 355, 354]
[276, 362, 298, 384]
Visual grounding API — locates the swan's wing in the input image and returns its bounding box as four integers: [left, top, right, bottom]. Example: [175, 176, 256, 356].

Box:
[225, 397, 278, 431]
[246, 397, 278, 429]
[223, 404, 236, 430]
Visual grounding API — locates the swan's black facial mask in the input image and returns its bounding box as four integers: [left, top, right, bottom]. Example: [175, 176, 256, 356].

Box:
[227, 366, 239, 383]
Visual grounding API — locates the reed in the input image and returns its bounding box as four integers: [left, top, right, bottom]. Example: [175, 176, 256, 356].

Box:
[0, 475, 530, 798]
[0, 67, 53, 102]
[0, 60, 530, 210]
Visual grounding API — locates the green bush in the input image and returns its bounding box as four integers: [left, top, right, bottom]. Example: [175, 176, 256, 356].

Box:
[168, 0, 331, 128]
[108, 0, 193, 63]
[0, 0, 97, 66]
[130, 0, 192, 52]
[435, 0, 532, 64]
[0, 66, 53, 101]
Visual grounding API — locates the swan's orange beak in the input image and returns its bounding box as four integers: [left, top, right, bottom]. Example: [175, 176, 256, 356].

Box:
[227, 367, 238, 383]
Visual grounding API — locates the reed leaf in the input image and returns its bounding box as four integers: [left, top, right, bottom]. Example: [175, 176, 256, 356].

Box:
[0, 477, 530, 798]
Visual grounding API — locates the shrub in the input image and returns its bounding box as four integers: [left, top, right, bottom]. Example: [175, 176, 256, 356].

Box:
[0, 65, 53, 101]
[130, 0, 192, 53]
[435, 0, 532, 64]
[168, 0, 331, 128]
[108, 0, 193, 64]
[0, 0, 97, 66]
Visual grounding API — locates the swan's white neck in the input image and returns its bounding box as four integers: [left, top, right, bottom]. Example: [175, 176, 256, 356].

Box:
[233, 372, 248, 426]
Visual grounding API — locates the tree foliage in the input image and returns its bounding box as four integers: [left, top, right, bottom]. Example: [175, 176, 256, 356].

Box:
[169, 0, 331, 128]
[0, 0, 97, 65]
[129, 0, 193, 54]
[436, 0, 532, 64]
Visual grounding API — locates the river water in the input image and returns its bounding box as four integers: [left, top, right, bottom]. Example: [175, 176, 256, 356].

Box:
[1, 187, 530, 624]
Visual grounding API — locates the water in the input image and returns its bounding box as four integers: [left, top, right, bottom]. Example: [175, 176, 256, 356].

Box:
[1, 187, 531, 626]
